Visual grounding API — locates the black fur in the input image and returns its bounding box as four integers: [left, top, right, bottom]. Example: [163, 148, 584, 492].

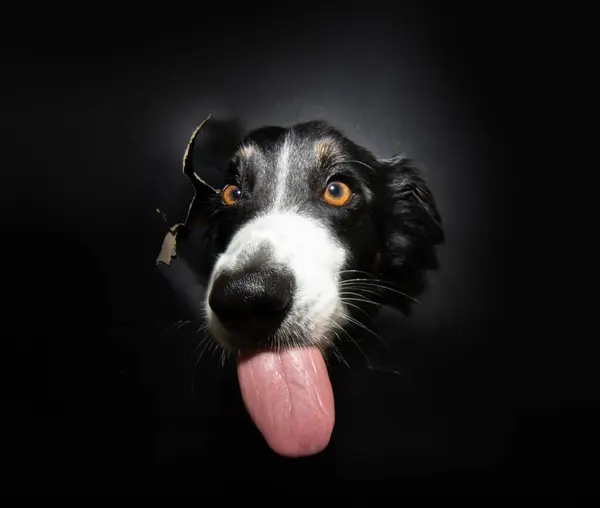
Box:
[184, 119, 444, 330]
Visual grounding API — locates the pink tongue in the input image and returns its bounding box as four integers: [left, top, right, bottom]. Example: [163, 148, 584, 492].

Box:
[237, 346, 335, 458]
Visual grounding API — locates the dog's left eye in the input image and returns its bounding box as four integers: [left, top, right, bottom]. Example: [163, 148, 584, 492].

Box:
[323, 181, 352, 207]
[222, 184, 242, 206]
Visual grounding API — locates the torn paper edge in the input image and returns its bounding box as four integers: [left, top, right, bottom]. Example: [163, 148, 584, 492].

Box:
[156, 113, 220, 267]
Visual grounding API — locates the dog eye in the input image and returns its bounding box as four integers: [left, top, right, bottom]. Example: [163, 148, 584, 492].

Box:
[323, 181, 352, 206]
[221, 184, 242, 206]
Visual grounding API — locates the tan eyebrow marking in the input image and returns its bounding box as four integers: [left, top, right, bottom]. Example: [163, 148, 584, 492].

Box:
[235, 143, 258, 160]
[314, 138, 341, 166]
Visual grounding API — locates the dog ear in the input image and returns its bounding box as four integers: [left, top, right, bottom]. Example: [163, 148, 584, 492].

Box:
[377, 155, 445, 314]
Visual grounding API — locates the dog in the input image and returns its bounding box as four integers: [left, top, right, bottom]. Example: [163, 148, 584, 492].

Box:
[160, 118, 444, 459]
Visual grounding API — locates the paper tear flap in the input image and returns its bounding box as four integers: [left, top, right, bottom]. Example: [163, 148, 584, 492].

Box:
[156, 114, 218, 268]
[156, 223, 184, 266]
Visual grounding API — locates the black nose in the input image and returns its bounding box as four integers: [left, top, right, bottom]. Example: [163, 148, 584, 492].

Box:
[208, 267, 295, 344]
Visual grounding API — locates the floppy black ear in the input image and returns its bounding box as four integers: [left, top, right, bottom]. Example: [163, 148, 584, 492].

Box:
[378, 155, 445, 314]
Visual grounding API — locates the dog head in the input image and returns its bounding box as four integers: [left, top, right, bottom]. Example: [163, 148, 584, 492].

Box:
[161, 118, 445, 457]
[185, 120, 445, 353]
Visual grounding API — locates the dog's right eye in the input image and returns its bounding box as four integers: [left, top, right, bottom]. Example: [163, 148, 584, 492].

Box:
[222, 184, 242, 206]
[323, 181, 352, 207]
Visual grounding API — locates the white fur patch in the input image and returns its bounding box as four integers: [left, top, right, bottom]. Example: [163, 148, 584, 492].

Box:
[274, 131, 293, 208]
[205, 130, 352, 349]
[205, 211, 348, 348]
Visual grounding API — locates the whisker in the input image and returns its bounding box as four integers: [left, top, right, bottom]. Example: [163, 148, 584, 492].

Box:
[333, 310, 387, 348]
[332, 322, 374, 368]
[345, 159, 376, 173]
[340, 279, 420, 303]
[341, 300, 378, 325]
[328, 159, 377, 174]
[191, 330, 212, 398]
[220, 348, 230, 368]
[340, 286, 385, 300]
[340, 296, 381, 306]
[160, 319, 193, 337]
[339, 277, 405, 289]
[340, 277, 391, 286]
[338, 269, 377, 276]
[192, 334, 208, 357]
[330, 331, 350, 369]
[339, 290, 377, 301]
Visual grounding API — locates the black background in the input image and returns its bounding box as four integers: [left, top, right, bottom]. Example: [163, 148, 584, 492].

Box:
[3, 2, 595, 497]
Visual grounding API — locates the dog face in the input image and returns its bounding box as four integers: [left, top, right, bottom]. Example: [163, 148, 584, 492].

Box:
[194, 120, 444, 354]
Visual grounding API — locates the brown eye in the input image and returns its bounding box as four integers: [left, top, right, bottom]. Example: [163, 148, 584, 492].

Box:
[222, 184, 242, 206]
[323, 181, 352, 206]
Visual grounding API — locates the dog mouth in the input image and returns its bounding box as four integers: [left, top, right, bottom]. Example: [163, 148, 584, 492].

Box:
[204, 211, 347, 458]
[207, 294, 339, 458]
[236, 344, 335, 458]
